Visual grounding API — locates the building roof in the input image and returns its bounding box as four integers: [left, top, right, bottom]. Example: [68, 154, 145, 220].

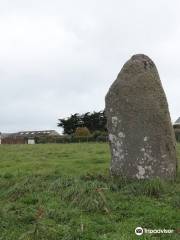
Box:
[0, 133, 13, 138]
[15, 130, 60, 137]
[1, 130, 60, 138]
[174, 117, 180, 125]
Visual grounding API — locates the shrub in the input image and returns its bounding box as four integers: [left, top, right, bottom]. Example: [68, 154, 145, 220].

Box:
[92, 131, 108, 142]
[175, 130, 180, 142]
[96, 135, 108, 142]
[74, 127, 91, 137]
[71, 136, 93, 143]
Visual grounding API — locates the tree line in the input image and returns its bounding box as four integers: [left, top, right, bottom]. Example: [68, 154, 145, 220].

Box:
[57, 111, 107, 135]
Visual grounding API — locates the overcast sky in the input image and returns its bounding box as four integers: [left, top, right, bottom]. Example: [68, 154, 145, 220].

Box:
[0, 0, 180, 133]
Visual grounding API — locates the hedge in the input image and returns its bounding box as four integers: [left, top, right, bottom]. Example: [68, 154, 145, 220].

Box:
[35, 135, 108, 144]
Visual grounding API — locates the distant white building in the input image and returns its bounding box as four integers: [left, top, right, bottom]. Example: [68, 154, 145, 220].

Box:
[0, 130, 60, 144]
[27, 139, 35, 144]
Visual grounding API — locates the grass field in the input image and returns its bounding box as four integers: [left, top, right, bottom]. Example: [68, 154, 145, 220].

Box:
[0, 143, 180, 240]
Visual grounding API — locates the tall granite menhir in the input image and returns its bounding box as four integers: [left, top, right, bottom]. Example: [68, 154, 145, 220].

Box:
[105, 54, 177, 179]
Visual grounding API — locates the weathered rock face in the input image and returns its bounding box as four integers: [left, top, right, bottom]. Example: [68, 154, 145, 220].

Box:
[105, 54, 177, 179]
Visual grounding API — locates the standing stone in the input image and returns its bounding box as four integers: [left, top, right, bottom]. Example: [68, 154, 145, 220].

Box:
[105, 54, 177, 179]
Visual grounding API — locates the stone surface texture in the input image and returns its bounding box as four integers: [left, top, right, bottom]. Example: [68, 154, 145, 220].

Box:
[105, 54, 177, 179]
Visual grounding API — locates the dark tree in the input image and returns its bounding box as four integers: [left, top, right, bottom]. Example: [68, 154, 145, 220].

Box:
[58, 111, 107, 134]
[58, 113, 81, 134]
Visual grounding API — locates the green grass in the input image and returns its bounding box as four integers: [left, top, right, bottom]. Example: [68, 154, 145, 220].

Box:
[0, 143, 180, 240]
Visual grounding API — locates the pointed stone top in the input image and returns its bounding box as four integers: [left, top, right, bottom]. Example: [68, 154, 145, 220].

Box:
[131, 54, 153, 62]
[119, 54, 156, 77]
